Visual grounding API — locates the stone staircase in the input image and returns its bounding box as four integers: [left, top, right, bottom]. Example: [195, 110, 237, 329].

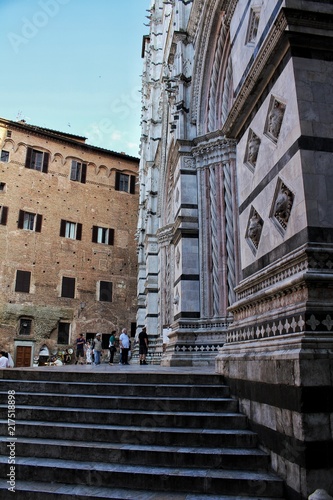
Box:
[0, 369, 286, 499]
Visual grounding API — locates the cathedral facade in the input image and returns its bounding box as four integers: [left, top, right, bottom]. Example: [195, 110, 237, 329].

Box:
[137, 0, 333, 497]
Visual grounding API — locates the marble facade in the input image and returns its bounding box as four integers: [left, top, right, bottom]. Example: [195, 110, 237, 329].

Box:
[137, 1, 333, 496]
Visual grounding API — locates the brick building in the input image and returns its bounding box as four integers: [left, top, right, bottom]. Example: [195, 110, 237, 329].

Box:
[0, 117, 139, 366]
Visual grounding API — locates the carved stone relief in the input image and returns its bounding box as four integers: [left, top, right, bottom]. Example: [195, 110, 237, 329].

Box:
[271, 179, 294, 233]
[244, 129, 261, 171]
[246, 207, 263, 252]
[265, 97, 286, 143]
[245, 7, 261, 46]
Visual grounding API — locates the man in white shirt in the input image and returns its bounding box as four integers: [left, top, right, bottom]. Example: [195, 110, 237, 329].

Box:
[0, 351, 10, 368]
[119, 329, 130, 365]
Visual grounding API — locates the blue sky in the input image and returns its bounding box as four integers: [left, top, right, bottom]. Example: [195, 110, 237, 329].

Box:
[0, 0, 148, 156]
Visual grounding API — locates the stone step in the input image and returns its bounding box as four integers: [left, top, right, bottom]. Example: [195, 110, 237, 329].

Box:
[0, 391, 238, 412]
[0, 370, 225, 386]
[0, 457, 285, 497]
[0, 479, 287, 500]
[0, 420, 259, 448]
[0, 436, 270, 470]
[0, 370, 285, 497]
[0, 379, 230, 398]
[0, 405, 248, 429]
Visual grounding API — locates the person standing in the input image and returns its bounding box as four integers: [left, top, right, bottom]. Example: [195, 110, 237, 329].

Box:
[108, 331, 116, 365]
[119, 328, 130, 365]
[0, 351, 10, 368]
[85, 341, 92, 364]
[138, 326, 149, 365]
[93, 333, 103, 365]
[75, 333, 86, 365]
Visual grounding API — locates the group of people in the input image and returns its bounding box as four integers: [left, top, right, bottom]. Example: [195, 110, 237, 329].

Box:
[73, 326, 149, 366]
[74, 332, 103, 365]
[75, 327, 148, 365]
[0, 326, 149, 369]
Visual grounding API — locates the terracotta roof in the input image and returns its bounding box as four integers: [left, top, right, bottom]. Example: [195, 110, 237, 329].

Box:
[0, 117, 139, 162]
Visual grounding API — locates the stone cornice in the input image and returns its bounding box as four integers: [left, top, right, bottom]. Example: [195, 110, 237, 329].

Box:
[222, 7, 333, 140]
[222, 9, 288, 139]
[157, 223, 174, 245]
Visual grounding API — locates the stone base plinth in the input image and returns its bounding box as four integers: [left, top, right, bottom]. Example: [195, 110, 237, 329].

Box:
[215, 333, 333, 498]
[160, 319, 228, 366]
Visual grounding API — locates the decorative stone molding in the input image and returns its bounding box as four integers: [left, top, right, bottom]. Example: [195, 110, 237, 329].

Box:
[232, 282, 307, 321]
[174, 343, 223, 353]
[227, 313, 305, 343]
[192, 134, 236, 168]
[236, 259, 308, 301]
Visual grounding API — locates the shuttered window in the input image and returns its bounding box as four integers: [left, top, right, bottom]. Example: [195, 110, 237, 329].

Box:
[60, 220, 82, 240]
[15, 270, 31, 293]
[25, 147, 49, 173]
[92, 226, 114, 245]
[115, 171, 136, 194]
[18, 210, 42, 232]
[0, 150, 9, 162]
[99, 281, 112, 302]
[58, 322, 70, 344]
[0, 206, 8, 225]
[70, 160, 87, 183]
[61, 277, 75, 298]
